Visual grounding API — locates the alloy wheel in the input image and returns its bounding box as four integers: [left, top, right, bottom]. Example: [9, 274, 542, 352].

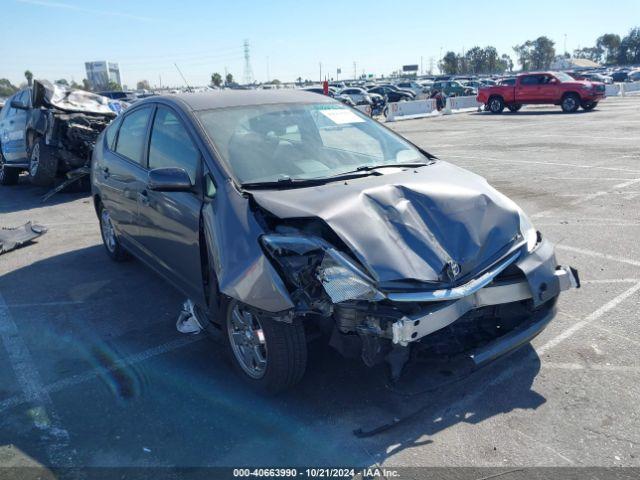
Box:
[227, 304, 268, 379]
[100, 209, 117, 253]
[29, 143, 40, 176]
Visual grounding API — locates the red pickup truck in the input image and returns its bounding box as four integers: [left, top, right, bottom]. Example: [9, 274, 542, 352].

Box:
[477, 71, 606, 114]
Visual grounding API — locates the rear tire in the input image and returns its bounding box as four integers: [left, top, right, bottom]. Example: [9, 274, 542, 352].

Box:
[222, 298, 307, 394]
[507, 104, 522, 112]
[488, 96, 504, 114]
[98, 203, 130, 262]
[561, 94, 580, 113]
[581, 101, 597, 111]
[27, 137, 58, 186]
[0, 148, 20, 185]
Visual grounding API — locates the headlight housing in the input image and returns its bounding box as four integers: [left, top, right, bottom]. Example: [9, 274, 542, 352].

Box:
[261, 234, 383, 304]
[518, 210, 539, 252]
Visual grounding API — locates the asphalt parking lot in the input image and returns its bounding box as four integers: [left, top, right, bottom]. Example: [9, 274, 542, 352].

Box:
[1, 96, 639, 473]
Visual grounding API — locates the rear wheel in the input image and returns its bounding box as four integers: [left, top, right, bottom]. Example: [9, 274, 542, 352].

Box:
[561, 94, 580, 113]
[27, 137, 58, 186]
[581, 101, 597, 111]
[488, 96, 504, 114]
[98, 203, 130, 262]
[507, 104, 522, 112]
[0, 148, 20, 185]
[223, 298, 307, 394]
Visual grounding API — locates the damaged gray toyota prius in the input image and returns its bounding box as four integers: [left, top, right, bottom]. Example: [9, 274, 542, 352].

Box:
[91, 90, 579, 393]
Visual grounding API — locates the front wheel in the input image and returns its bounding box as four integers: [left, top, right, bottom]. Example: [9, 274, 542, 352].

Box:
[561, 94, 580, 113]
[581, 101, 598, 111]
[488, 96, 505, 114]
[223, 299, 307, 394]
[27, 137, 58, 186]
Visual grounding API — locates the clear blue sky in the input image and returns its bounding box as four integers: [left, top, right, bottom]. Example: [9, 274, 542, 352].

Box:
[2, 0, 639, 88]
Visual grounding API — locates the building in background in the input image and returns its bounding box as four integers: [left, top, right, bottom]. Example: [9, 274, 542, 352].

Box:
[85, 61, 121, 90]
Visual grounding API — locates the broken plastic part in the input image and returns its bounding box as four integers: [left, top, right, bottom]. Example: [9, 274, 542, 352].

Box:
[0, 222, 47, 255]
[176, 299, 204, 334]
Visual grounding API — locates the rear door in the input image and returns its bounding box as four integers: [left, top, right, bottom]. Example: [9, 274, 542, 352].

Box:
[516, 75, 543, 103]
[100, 105, 154, 246]
[136, 105, 204, 299]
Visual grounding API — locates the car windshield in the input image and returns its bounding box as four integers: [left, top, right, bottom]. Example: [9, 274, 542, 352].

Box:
[554, 72, 574, 82]
[197, 103, 427, 185]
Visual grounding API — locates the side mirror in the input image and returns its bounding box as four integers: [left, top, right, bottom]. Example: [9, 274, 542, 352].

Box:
[10, 100, 28, 110]
[148, 167, 192, 192]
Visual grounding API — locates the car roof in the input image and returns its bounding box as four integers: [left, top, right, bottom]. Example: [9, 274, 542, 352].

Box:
[146, 89, 336, 112]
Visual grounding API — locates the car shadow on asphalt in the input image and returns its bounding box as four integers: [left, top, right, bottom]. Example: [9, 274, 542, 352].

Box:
[0, 176, 90, 215]
[0, 245, 546, 467]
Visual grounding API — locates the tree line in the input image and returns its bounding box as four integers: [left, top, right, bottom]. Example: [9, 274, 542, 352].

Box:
[574, 28, 640, 65]
[440, 26, 640, 76]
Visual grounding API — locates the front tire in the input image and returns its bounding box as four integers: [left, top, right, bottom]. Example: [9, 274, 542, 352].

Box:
[581, 101, 597, 111]
[0, 148, 20, 185]
[223, 298, 307, 394]
[98, 203, 130, 262]
[488, 96, 505, 114]
[27, 137, 58, 186]
[561, 94, 580, 113]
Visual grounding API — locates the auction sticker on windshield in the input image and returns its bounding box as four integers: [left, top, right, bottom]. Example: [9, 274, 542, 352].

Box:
[319, 108, 365, 124]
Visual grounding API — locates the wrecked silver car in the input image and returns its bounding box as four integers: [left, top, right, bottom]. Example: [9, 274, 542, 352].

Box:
[91, 90, 579, 393]
[0, 79, 120, 187]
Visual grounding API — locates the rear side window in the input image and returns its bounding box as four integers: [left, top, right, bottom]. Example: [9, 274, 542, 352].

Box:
[115, 107, 152, 164]
[520, 76, 539, 85]
[148, 107, 199, 183]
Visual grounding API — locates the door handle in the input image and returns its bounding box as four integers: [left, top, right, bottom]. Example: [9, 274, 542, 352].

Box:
[102, 166, 110, 178]
[138, 189, 149, 206]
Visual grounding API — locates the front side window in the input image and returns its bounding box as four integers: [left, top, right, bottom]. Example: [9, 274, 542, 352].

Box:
[148, 107, 199, 183]
[115, 107, 152, 164]
[198, 103, 427, 185]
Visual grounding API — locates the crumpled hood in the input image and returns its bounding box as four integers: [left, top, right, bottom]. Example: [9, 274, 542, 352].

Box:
[250, 161, 522, 286]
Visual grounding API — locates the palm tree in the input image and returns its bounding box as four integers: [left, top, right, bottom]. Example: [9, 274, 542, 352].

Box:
[24, 70, 33, 87]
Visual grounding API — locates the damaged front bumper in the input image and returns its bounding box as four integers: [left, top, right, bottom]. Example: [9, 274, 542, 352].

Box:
[389, 240, 579, 346]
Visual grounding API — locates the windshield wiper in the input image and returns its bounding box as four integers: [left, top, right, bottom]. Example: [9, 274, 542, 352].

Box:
[354, 162, 431, 172]
[241, 172, 372, 190]
[241, 162, 431, 190]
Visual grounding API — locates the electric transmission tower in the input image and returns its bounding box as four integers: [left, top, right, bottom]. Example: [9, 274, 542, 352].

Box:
[243, 39, 254, 85]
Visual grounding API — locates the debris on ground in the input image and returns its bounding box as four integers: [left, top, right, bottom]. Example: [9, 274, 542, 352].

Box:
[0, 222, 47, 255]
[176, 299, 204, 334]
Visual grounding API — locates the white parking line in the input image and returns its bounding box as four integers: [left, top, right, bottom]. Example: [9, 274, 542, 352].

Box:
[0, 335, 202, 414]
[542, 362, 640, 373]
[555, 244, 640, 268]
[532, 177, 640, 218]
[538, 281, 640, 355]
[444, 154, 640, 174]
[0, 293, 76, 467]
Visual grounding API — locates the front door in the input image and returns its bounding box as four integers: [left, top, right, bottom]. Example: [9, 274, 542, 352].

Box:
[136, 106, 204, 300]
[0, 90, 30, 163]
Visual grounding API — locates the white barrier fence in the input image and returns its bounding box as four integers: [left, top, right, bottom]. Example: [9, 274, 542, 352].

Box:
[605, 82, 640, 96]
[385, 99, 438, 121]
[354, 104, 372, 116]
[444, 95, 483, 114]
